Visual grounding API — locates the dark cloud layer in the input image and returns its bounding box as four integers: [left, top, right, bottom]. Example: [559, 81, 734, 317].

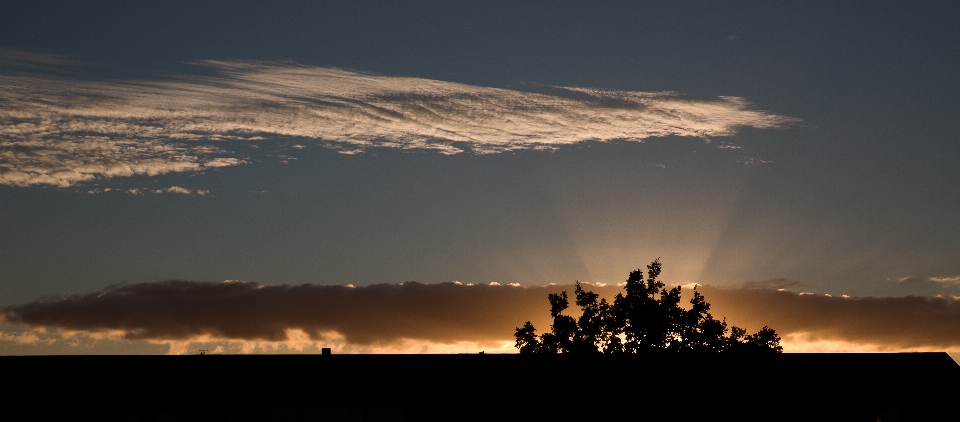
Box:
[3, 281, 959, 350]
[0, 281, 568, 345]
[698, 287, 960, 349]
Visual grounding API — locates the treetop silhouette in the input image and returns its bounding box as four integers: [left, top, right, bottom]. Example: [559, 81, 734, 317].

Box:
[515, 259, 782, 354]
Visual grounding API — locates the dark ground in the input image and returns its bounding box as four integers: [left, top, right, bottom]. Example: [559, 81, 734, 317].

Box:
[3, 353, 956, 421]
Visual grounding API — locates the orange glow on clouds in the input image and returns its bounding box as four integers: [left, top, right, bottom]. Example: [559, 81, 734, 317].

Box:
[3, 280, 960, 358]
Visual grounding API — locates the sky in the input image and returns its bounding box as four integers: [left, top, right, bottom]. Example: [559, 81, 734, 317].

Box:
[1, 1, 959, 356]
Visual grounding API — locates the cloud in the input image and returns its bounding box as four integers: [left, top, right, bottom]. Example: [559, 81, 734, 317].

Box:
[930, 276, 960, 284]
[893, 275, 960, 294]
[0, 280, 570, 346]
[741, 278, 804, 290]
[3, 280, 960, 353]
[1, 52, 799, 188]
[153, 186, 209, 195]
[0, 330, 52, 345]
[697, 285, 960, 350]
[0, 48, 87, 73]
[84, 186, 209, 195]
[0, 138, 242, 188]
[738, 156, 772, 166]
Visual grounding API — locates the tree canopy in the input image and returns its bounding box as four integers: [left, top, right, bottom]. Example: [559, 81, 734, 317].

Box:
[515, 259, 782, 354]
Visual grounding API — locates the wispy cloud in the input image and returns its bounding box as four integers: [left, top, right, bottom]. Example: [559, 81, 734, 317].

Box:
[741, 278, 804, 290]
[1, 53, 798, 188]
[893, 275, 960, 293]
[3, 280, 959, 353]
[0, 49, 87, 73]
[85, 186, 208, 195]
[738, 156, 772, 166]
[930, 276, 960, 284]
[0, 137, 241, 188]
[152, 186, 209, 195]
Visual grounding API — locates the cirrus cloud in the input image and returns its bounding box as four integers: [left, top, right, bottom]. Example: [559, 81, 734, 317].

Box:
[1, 52, 798, 188]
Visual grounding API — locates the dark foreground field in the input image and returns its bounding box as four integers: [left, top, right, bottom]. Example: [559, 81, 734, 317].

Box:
[3, 353, 956, 421]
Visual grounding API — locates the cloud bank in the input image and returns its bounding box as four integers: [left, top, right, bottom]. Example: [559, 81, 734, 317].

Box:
[2, 280, 959, 353]
[0, 280, 551, 346]
[1, 53, 798, 187]
[699, 286, 960, 350]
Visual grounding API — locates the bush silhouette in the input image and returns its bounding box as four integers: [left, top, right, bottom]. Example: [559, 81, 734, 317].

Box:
[515, 259, 782, 354]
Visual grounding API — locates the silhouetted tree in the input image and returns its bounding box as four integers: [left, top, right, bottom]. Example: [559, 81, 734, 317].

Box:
[515, 259, 782, 354]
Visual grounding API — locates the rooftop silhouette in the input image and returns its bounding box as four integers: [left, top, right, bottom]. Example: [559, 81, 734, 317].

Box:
[4, 352, 957, 421]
